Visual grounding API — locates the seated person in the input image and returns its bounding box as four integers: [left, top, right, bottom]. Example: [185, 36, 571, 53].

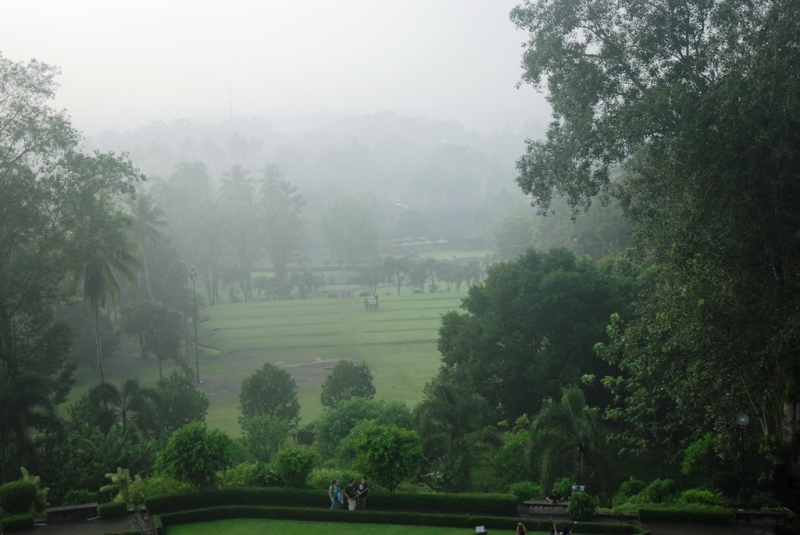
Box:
[546, 489, 563, 503]
[515, 522, 527, 535]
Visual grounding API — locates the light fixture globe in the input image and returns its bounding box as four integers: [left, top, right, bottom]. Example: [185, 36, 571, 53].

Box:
[737, 413, 750, 427]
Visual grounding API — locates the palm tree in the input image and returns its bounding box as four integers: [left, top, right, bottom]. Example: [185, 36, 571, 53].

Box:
[413, 372, 488, 492]
[220, 165, 258, 299]
[259, 166, 306, 299]
[70, 194, 140, 383]
[129, 189, 169, 301]
[531, 386, 610, 493]
[383, 256, 411, 295]
[90, 379, 160, 435]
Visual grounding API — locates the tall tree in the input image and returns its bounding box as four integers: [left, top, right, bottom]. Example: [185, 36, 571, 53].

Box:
[511, 0, 800, 441]
[68, 189, 140, 384]
[157, 371, 209, 436]
[531, 386, 610, 493]
[128, 188, 169, 301]
[320, 360, 376, 408]
[89, 379, 160, 435]
[239, 362, 300, 425]
[259, 165, 306, 299]
[437, 248, 634, 422]
[413, 370, 489, 492]
[383, 256, 411, 295]
[219, 164, 258, 300]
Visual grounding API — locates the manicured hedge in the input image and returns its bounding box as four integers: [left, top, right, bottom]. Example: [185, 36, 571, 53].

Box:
[98, 501, 128, 519]
[0, 481, 37, 514]
[0, 514, 34, 532]
[638, 506, 733, 525]
[156, 505, 644, 534]
[144, 487, 516, 516]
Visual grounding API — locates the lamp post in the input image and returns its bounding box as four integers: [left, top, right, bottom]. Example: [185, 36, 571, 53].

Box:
[736, 413, 750, 507]
[190, 266, 200, 384]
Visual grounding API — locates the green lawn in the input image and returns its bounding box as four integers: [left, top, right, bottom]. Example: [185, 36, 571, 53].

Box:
[73, 289, 466, 435]
[167, 518, 548, 535]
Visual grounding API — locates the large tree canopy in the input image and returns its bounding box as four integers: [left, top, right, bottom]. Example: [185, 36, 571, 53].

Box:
[511, 0, 800, 442]
[0, 52, 143, 479]
[437, 248, 635, 422]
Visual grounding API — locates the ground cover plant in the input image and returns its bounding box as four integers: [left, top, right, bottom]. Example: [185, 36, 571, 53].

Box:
[71, 290, 464, 434]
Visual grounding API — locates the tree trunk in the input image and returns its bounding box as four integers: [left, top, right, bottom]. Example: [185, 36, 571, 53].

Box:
[94, 303, 105, 384]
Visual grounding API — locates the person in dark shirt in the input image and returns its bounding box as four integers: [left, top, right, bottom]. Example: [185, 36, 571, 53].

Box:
[356, 476, 370, 510]
[345, 478, 358, 510]
[546, 489, 563, 503]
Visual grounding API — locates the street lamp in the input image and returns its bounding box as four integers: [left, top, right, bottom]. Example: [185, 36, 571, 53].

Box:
[736, 412, 750, 507]
[190, 266, 200, 384]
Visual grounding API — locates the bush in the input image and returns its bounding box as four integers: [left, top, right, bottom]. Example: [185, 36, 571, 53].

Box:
[638, 505, 733, 525]
[613, 477, 646, 507]
[553, 477, 573, 500]
[640, 479, 676, 504]
[144, 487, 518, 517]
[274, 446, 315, 488]
[306, 468, 356, 490]
[218, 462, 281, 488]
[128, 475, 194, 507]
[510, 481, 541, 503]
[156, 505, 642, 533]
[568, 491, 597, 521]
[679, 489, 723, 507]
[98, 501, 128, 519]
[0, 514, 34, 532]
[0, 481, 37, 514]
[62, 489, 97, 505]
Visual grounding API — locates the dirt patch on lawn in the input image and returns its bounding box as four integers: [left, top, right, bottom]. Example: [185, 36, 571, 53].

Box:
[197, 355, 342, 402]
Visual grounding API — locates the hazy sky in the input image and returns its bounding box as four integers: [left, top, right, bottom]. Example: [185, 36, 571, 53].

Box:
[1, 0, 551, 135]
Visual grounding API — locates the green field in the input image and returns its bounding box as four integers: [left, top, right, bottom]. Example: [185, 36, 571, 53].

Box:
[167, 519, 548, 535]
[74, 290, 466, 435]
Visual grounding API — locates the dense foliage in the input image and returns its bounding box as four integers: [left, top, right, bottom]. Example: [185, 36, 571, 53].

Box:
[512, 0, 800, 453]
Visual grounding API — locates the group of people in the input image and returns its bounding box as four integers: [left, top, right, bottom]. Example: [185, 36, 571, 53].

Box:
[328, 476, 369, 510]
[363, 295, 379, 310]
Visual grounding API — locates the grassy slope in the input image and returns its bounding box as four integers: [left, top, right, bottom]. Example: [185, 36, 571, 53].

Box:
[72, 290, 465, 436]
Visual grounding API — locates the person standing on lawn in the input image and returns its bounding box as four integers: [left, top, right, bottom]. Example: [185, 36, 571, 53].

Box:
[356, 475, 369, 510]
[345, 478, 358, 510]
[328, 479, 343, 509]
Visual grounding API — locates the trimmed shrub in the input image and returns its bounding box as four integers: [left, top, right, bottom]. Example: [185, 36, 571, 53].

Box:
[144, 487, 517, 517]
[638, 505, 733, 525]
[679, 489, 723, 507]
[0, 514, 34, 532]
[98, 501, 128, 519]
[510, 481, 541, 503]
[0, 481, 37, 514]
[156, 505, 643, 534]
[568, 491, 597, 521]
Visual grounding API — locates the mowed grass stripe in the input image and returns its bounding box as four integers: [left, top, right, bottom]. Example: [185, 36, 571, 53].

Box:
[196, 292, 463, 433]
